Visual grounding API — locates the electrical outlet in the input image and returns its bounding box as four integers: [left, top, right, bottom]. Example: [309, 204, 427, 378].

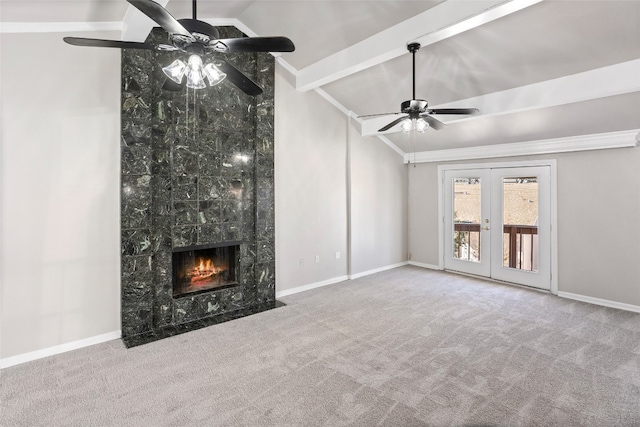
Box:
[299, 258, 304, 266]
[315, 255, 320, 263]
[335, 252, 341, 259]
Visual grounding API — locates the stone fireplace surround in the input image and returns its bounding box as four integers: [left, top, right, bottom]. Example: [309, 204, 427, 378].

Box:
[120, 27, 278, 347]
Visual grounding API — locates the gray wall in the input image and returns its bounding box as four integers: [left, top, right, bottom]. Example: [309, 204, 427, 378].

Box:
[0, 31, 121, 359]
[7, 30, 633, 361]
[350, 126, 408, 274]
[0, 36, 409, 360]
[274, 67, 349, 289]
[408, 146, 640, 306]
[274, 64, 408, 292]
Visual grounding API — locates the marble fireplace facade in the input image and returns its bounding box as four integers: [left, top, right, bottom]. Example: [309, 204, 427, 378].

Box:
[120, 27, 277, 347]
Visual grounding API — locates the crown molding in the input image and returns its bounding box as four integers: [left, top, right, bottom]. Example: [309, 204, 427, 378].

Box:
[0, 22, 122, 34]
[376, 135, 406, 157]
[403, 129, 640, 164]
[313, 87, 350, 116]
[273, 51, 406, 157]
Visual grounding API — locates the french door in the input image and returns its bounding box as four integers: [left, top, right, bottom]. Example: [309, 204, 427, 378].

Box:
[443, 166, 551, 290]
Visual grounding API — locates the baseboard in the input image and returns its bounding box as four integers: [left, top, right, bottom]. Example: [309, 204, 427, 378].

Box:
[276, 275, 349, 298]
[558, 291, 640, 313]
[276, 262, 412, 297]
[0, 330, 122, 370]
[349, 262, 409, 280]
[408, 261, 442, 270]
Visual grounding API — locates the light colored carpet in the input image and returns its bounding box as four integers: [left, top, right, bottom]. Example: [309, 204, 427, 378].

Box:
[1, 266, 639, 426]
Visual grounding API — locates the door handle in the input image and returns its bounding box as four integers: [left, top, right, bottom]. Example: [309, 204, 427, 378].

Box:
[483, 226, 490, 231]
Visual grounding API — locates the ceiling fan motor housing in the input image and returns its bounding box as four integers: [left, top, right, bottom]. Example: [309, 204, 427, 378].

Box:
[171, 19, 219, 54]
[402, 99, 428, 113]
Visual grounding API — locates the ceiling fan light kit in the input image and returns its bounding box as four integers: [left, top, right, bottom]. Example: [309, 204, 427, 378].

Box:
[162, 54, 227, 89]
[401, 117, 429, 134]
[63, 0, 294, 95]
[359, 42, 479, 134]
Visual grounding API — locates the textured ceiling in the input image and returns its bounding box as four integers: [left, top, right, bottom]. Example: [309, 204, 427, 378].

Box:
[2, 0, 639, 153]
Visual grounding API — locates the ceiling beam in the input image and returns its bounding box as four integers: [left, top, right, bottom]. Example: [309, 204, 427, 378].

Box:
[361, 59, 640, 136]
[121, 0, 170, 42]
[295, 0, 543, 93]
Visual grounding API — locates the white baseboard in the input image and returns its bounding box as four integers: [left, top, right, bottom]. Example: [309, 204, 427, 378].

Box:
[276, 275, 349, 298]
[276, 262, 413, 297]
[408, 261, 442, 270]
[558, 291, 640, 313]
[349, 261, 409, 280]
[0, 330, 122, 370]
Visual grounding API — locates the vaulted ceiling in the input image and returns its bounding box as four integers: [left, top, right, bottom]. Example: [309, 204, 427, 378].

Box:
[2, 0, 639, 154]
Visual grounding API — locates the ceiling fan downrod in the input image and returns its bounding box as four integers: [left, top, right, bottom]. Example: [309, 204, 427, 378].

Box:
[407, 42, 421, 101]
[192, 0, 197, 20]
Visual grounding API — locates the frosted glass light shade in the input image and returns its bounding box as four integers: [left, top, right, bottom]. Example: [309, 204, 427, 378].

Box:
[204, 63, 227, 86]
[185, 55, 206, 89]
[163, 55, 228, 90]
[400, 118, 413, 134]
[416, 118, 429, 133]
[162, 59, 187, 84]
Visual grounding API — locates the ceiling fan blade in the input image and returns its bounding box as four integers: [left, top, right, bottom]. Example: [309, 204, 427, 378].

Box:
[127, 0, 194, 39]
[209, 37, 295, 53]
[378, 116, 409, 132]
[358, 112, 403, 119]
[216, 59, 263, 96]
[428, 108, 479, 115]
[421, 114, 446, 130]
[63, 37, 153, 49]
[162, 78, 184, 92]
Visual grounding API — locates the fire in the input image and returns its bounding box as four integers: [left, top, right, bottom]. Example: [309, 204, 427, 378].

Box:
[189, 257, 225, 284]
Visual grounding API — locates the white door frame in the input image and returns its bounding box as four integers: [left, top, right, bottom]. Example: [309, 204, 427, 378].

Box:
[443, 169, 492, 277]
[437, 159, 558, 295]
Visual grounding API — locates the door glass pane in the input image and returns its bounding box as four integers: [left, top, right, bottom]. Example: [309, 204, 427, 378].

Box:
[452, 178, 481, 262]
[502, 177, 538, 271]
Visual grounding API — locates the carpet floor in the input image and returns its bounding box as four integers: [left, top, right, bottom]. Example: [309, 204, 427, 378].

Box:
[1, 266, 639, 426]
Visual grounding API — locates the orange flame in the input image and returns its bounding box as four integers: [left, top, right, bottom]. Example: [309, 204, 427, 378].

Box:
[189, 257, 226, 284]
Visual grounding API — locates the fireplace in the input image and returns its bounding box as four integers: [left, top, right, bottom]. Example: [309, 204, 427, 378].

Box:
[172, 243, 239, 297]
[121, 26, 278, 347]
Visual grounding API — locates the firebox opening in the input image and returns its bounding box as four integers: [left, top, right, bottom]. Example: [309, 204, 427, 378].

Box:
[172, 243, 239, 297]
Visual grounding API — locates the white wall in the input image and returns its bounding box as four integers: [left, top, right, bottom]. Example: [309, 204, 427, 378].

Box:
[1, 33, 634, 363]
[274, 65, 349, 290]
[0, 37, 409, 362]
[274, 63, 408, 292]
[407, 164, 440, 267]
[0, 32, 121, 359]
[408, 146, 640, 307]
[350, 126, 407, 275]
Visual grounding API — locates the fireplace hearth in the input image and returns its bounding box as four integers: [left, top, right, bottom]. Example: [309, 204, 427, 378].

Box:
[172, 243, 239, 297]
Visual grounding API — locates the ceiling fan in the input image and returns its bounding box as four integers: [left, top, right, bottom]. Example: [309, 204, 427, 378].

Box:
[63, 0, 295, 96]
[359, 43, 478, 133]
